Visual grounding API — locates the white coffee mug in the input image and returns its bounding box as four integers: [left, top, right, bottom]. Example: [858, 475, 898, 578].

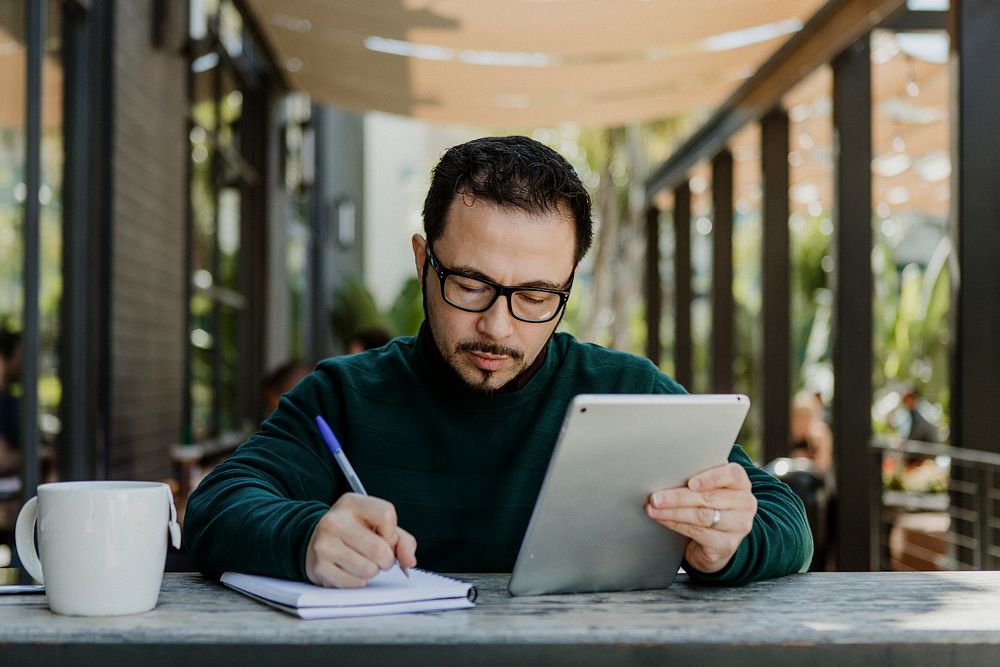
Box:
[15, 481, 182, 616]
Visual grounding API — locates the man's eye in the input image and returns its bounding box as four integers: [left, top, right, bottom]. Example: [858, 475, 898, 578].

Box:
[454, 280, 488, 294]
[515, 292, 549, 305]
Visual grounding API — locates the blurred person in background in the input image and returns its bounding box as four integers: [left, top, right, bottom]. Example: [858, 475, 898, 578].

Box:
[261, 360, 314, 418]
[789, 392, 833, 476]
[345, 327, 393, 355]
[898, 386, 939, 444]
[0, 328, 21, 477]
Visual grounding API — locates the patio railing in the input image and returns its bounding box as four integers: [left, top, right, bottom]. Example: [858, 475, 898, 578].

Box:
[871, 437, 1000, 571]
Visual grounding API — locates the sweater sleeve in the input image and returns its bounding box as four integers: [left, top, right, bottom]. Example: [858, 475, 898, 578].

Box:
[683, 444, 814, 586]
[182, 372, 339, 581]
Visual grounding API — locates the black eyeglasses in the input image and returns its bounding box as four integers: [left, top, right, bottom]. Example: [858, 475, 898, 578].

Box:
[426, 246, 573, 324]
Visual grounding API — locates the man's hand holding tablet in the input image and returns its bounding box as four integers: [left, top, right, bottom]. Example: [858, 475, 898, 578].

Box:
[645, 463, 757, 574]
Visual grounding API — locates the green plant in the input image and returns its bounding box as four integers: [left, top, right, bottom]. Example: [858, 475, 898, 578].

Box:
[330, 277, 424, 348]
[872, 235, 951, 435]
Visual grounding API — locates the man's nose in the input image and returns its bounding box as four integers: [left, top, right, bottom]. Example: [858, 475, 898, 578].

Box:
[476, 294, 515, 339]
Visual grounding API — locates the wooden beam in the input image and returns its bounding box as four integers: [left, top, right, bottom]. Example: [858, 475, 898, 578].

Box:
[948, 0, 1000, 567]
[644, 206, 662, 365]
[884, 8, 947, 31]
[711, 150, 734, 393]
[673, 183, 693, 390]
[760, 108, 791, 465]
[831, 38, 874, 572]
[645, 0, 906, 202]
[949, 0, 1000, 453]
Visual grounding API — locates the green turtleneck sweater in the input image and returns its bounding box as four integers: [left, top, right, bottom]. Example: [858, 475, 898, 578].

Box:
[184, 326, 812, 586]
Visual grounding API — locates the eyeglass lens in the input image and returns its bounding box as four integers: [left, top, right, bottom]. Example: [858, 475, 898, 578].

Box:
[443, 274, 562, 322]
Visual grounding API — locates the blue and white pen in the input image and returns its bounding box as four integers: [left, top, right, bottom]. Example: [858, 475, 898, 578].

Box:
[314, 414, 409, 577]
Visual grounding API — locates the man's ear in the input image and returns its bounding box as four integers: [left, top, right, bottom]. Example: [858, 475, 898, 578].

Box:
[411, 234, 428, 284]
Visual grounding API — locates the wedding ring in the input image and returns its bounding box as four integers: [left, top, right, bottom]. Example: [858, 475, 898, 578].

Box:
[709, 508, 722, 529]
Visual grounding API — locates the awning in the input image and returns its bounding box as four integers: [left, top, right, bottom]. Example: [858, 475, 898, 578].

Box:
[245, 0, 829, 128]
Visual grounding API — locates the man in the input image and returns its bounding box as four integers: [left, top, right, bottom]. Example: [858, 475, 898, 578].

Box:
[900, 387, 939, 444]
[185, 136, 811, 588]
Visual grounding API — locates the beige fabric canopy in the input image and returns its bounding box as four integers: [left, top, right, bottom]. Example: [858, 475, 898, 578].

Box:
[246, 0, 829, 128]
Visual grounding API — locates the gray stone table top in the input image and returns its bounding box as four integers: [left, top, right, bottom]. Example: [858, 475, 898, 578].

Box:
[3, 571, 1000, 665]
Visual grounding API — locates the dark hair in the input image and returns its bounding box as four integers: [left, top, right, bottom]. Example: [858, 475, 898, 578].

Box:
[262, 360, 312, 394]
[347, 327, 392, 351]
[0, 327, 20, 360]
[422, 136, 593, 265]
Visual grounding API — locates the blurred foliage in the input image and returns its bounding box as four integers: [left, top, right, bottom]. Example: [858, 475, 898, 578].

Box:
[788, 212, 951, 441]
[871, 235, 951, 436]
[331, 276, 424, 348]
[790, 215, 833, 395]
[1, 127, 64, 437]
[387, 277, 424, 337]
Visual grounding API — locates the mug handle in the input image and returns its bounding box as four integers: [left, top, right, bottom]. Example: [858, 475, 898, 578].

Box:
[14, 497, 45, 584]
[166, 486, 181, 549]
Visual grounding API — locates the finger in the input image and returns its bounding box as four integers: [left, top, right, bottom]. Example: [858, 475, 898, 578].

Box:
[646, 502, 756, 538]
[342, 494, 401, 542]
[322, 499, 398, 570]
[649, 486, 703, 509]
[646, 505, 729, 530]
[687, 462, 751, 492]
[307, 534, 374, 589]
[649, 486, 750, 510]
[337, 521, 398, 570]
[653, 516, 733, 548]
[329, 538, 388, 581]
[334, 493, 396, 543]
[395, 527, 418, 570]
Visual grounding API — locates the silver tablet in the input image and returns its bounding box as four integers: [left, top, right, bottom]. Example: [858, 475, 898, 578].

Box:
[508, 394, 751, 596]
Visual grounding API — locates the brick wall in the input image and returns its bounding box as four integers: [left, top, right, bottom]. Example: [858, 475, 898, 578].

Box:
[109, 0, 188, 479]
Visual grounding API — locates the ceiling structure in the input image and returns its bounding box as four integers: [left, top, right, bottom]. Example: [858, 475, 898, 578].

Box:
[245, 0, 830, 129]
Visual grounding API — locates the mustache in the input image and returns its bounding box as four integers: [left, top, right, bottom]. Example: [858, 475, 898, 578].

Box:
[456, 340, 524, 360]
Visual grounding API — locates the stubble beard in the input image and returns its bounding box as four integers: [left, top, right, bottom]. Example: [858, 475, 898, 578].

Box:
[447, 340, 528, 394]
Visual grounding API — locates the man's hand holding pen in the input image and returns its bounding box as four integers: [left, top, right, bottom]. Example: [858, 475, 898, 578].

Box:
[309, 415, 418, 587]
[306, 493, 418, 588]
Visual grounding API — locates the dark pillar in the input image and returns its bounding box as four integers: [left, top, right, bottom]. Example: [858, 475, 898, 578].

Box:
[948, 0, 1000, 569]
[831, 38, 874, 571]
[20, 0, 46, 500]
[711, 150, 734, 393]
[673, 182, 693, 389]
[240, 85, 271, 426]
[760, 109, 792, 465]
[60, 0, 115, 480]
[949, 0, 1000, 453]
[309, 108, 328, 362]
[644, 206, 662, 365]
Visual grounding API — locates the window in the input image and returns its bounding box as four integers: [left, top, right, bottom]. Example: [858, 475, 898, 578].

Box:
[0, 2, 64, 476]
[186, 0, 268, 442]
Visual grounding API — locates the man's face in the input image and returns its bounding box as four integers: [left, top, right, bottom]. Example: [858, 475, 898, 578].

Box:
[412, 198, 576, 393]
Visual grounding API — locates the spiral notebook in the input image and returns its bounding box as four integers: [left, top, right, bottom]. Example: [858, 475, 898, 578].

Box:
[221, 567, 477, 619]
